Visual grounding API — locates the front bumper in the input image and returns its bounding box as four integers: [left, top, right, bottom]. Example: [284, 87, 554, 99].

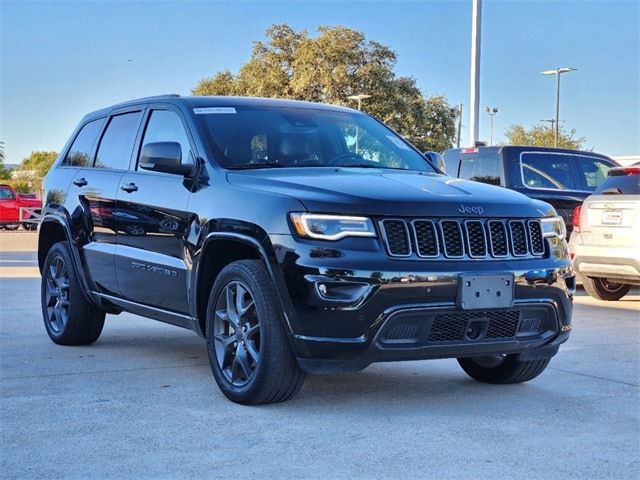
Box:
[270, 234, 574, 373]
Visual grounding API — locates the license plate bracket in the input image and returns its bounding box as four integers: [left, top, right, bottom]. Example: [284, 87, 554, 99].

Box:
[457, 274, 514, 310]
[601, 209, 622, 225]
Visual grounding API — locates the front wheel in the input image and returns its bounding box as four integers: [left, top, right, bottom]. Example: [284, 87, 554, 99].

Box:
[206, 260, 305, 405]
[3, 224, 19, 231]
[457, 355, 550, 384]
[41, 242, 105, 345]
[582, 277, 631, 301]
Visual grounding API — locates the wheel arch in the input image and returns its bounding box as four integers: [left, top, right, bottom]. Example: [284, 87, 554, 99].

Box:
[38, 214, 96, 305]
[192, 232, 293, 338]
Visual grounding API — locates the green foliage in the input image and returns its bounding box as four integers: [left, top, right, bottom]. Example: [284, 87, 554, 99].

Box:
[17, 150, 58, 177]
[503, 124, 586, 150]
[193, 24, 457, 152]
[0, 160, 11, 180]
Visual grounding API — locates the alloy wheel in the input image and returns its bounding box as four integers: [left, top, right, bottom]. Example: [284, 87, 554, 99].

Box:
[45, 256, 71, 334]
[213, 281, 260, 387]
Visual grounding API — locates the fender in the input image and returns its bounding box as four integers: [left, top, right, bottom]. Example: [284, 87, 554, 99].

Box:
[39, 214, 99, 307]
[191, 231, 297, 338]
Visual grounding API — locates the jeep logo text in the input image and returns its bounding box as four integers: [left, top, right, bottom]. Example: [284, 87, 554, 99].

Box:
[458, 204, 485, 215]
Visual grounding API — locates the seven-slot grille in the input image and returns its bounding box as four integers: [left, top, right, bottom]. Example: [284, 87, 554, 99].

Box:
[380, 218, 545, 259]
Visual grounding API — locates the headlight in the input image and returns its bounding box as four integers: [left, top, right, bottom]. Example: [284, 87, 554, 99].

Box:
[541, 216, 567, 238]
[290, 213, 376, 240]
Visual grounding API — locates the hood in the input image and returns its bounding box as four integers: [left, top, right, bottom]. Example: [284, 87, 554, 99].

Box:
[227, 168, 553, 218]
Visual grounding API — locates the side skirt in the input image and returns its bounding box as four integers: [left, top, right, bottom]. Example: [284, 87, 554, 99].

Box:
[93, 292, 198, 332]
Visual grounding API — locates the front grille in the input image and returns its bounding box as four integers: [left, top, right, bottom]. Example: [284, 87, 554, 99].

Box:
[379, 217, 545, 260]
[381, 219, 411, 256]
[509, 220, 528, 256]
[441, 220, 464, 257]
[413, 220, 438, 257]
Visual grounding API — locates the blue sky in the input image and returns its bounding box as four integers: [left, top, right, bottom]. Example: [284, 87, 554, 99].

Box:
[1, 0, 638, 165]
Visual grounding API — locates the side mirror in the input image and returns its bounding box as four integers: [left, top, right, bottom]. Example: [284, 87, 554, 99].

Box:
[139, 142, 193, 176]
[423, 151, 446, 172]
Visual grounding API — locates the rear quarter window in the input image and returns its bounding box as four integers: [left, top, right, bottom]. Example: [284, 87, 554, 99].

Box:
[62, 118, 105, 167]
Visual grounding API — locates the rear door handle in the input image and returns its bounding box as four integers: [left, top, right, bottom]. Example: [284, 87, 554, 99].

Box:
[72, 177, 88, 187]
[120, 183, 138, 193]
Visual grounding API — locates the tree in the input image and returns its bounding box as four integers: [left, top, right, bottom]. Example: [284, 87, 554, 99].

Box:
[16, 151, 58, 177]
[0, 143, 9, 180]
[193, 24, 457, 152]
[503, 124, 586, 150]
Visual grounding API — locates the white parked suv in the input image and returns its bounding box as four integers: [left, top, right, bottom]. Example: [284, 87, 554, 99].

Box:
[569, 164, 640, 300]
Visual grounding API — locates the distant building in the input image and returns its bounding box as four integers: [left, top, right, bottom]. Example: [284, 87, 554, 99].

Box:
[612, 155, 640, 166]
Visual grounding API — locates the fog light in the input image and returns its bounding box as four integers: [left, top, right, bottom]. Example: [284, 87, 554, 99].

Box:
[318, 284, 328, 295]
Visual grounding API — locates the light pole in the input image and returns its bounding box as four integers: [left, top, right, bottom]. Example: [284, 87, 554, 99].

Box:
[541, 67, 577, 147]
[468, 0, 482, 147]
[483, 105, 498, 146]
[456, 103, 463, 148]
[347, 94, 371, 153]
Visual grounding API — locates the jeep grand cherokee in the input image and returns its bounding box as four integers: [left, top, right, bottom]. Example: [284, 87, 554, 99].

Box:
[39, 95, 574, 404]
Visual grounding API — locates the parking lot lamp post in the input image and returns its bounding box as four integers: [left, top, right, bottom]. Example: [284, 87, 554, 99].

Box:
[541, 67, 577, 147]
[484, 105, 498, 146]
[347, 94, 371, 153]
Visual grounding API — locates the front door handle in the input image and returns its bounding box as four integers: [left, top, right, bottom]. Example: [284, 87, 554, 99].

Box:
[120, 183, 138, 193]
[72, 177, 88, 187]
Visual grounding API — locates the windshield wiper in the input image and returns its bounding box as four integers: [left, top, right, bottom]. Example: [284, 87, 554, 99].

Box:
[227, 162, 283, 170]
[332, 164, 384, 169]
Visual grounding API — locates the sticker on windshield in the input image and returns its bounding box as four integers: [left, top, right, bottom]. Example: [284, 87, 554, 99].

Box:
[193, 107, 237, 114]
[386, 135, 411, 150]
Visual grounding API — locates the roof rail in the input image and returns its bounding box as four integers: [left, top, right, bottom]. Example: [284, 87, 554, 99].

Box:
[126, 93, 181, 103]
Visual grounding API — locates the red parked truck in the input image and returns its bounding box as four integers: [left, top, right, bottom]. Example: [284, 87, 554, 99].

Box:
[0, 184, 42, 230]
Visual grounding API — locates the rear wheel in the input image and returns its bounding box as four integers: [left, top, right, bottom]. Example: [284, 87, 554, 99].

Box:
[3, 224, 19, 231]
[41, 242, 105, 345]
[582, 276, 631, 301]
[457, 354, 550, 384]
[206, 260, 305, 405]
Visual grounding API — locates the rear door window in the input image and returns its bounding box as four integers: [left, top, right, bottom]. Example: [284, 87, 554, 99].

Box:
[458, 150, 502, 186]
[521, 153, 577, 190]
[95, 112, 143, 170]
[62, 118, 105, 167]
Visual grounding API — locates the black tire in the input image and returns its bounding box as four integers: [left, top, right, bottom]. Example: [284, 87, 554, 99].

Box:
[3, 224, 19, 231]
[21, 222, 37, 231]
[582, 276, 631, 301]
[457, 354, 550, 384]
[206, 260, 305, 405]
[41, 242, 105, 345]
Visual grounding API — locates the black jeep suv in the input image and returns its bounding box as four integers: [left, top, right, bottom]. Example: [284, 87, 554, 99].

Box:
[39, 95, 574, 404]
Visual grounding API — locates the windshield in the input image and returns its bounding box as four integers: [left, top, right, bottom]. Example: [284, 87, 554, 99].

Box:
[196, 106, 436, 172]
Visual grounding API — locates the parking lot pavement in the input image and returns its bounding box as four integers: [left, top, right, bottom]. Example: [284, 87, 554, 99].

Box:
[1, 279, 638, 480]
[0, 232, 39, 277]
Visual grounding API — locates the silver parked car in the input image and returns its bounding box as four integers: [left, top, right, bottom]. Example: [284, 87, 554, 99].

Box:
[569, 164, 640, 300]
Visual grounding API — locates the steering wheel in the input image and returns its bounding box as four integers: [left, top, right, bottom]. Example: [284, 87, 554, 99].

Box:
[327, 152, 370, 166]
